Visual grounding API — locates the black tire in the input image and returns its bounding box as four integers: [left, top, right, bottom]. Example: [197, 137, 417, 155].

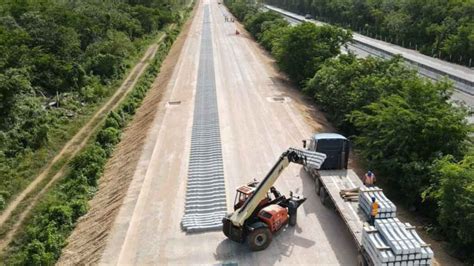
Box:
[289, 212, 297, 226]
[357, 253, 368, 266]
[320, 186, 329, 206]
[315, 178, 321, 196]
[247, 227, 272, 251]
[287, 201, 298, 226]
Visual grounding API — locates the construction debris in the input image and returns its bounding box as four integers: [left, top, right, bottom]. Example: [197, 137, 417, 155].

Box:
[362, 218, 433, 265]
[359, 186, 396, 219]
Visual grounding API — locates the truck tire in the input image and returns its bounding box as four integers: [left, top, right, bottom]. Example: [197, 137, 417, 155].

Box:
[357, 253, 368, 266]
[320, 186, 329, 206]
[315, 178, 321, 196]
[247, 227, 272, 251]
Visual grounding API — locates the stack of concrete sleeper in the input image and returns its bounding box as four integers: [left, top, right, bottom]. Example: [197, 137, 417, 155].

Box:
[181, 7, 227, 232]
[363, 219, 433, 265]
[359, 186, 396, 218]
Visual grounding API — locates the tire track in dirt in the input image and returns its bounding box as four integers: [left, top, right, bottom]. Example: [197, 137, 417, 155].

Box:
[0, 35, 165, 253]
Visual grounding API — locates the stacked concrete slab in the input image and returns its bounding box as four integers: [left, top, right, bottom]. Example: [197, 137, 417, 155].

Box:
[359, 186, 433, 265]
[359, 186, 397, 218]
[362, 219, 433, 265]
[288, 148, 327, 169]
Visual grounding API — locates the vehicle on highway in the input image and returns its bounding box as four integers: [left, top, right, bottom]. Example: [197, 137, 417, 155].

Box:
[222, 148, 326, 251]
[304, 14, 312, 19]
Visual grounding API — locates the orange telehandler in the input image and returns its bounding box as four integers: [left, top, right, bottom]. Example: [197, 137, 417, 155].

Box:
[222, 148, 326, 251]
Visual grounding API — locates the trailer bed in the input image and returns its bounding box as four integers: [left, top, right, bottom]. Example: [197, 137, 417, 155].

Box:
[318, 169, 366, 247]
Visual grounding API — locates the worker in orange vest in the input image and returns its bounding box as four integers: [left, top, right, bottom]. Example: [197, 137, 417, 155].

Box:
[364, 170, 376, 187]
[369, 196, 379, 225]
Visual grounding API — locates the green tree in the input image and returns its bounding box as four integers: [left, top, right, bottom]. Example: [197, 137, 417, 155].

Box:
[264, 0, 474, 66]
[305, 54, 413, 132]
[273, 23, 351, 84]
[0, 68, 31, 122]
[425, 153, 474, 261]
[85, 30, 135, 81]
[244, 11, 282, 39]
[258, 20, 290, 51]
[224, 0, 257, 21]
[350, 77, 470, 203]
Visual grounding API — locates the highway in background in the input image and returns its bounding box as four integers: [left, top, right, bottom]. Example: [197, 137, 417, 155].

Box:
[265, 5, 474, 123]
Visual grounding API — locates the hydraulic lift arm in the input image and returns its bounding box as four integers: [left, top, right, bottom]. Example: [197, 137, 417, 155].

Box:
[228, 148, 326, 227]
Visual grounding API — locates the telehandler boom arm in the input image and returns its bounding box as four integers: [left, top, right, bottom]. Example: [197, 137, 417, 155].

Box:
[228, 148, 326, 227]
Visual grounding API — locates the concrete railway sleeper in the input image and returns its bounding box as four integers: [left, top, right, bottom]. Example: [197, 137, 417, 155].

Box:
[181, 6, 227, 232]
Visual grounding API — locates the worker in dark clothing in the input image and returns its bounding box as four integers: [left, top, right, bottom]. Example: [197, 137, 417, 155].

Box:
[369, 196, 379, 226]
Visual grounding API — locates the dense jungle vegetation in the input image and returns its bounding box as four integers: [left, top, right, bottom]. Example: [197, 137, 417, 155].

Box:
[0, 0, 180, 211]
[224, 0, 473, 262]
[0, 0, 190, 263]
[264, 0, 474, 67]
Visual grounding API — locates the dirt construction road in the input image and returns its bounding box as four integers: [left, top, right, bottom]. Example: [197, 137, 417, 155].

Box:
[100, 0, 358, 264]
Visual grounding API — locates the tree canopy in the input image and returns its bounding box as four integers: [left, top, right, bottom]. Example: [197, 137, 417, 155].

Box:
[265, 0, 474, 66]
[0, 0, 180, 214]
[274, 23, 351, 85]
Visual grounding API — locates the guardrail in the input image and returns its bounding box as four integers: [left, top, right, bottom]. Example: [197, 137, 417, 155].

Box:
[264, 4, 474, 96]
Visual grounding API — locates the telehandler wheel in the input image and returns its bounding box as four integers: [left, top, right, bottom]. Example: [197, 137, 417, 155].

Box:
[357, 253, 368, 266]
[315, 178, 321, 195]
[289, 212, 297, 226]
[320, 186, 329, 206]
[288, 201, 298, 226]
[248, 227, 272, 251]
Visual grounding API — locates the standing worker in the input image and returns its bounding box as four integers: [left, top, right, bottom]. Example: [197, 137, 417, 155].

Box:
[369, 197, 379, 225]
[364, 170, 376, 187]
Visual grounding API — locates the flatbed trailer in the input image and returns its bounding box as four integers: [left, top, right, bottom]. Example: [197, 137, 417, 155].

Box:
[306, 168, 374, 265]
[303, 133, 433, 265]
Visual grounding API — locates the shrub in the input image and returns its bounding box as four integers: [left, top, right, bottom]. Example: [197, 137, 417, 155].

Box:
[0, 195, 5, 210]
[97, 127, 121, 150]
[23, 240, 54, 265]
[273, 23, 351, 85]
[70, 199, 88, 220]
[305, 54, 413, 132]
[244, 11, 283, 38]
[258, 19, 289, 51]
[424, 154, 474, 261]
[70, 145, 106, 169]
[105, 110, 125, 129]
[47, 205, 73, 228]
